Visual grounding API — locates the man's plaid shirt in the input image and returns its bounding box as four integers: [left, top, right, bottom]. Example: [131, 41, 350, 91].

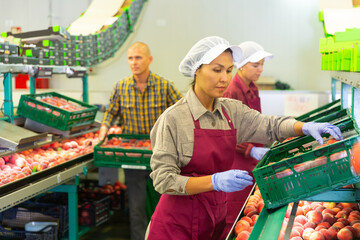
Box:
[102, 71, 183, 134]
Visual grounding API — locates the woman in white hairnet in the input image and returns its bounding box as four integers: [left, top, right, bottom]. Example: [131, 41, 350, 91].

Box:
[146, 36, 342, 239]
[223, 41, 274, 231]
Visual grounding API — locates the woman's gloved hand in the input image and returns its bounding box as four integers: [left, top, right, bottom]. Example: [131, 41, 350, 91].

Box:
[211, 170, 253, 192]
[250, 147, 270, 161]
[302, 122, 343, 145]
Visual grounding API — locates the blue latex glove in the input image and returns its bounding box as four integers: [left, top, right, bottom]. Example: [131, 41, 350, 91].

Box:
[250, 147, 270, 161]
[302, 122, 343, 145]
[211, 170, 253, 192]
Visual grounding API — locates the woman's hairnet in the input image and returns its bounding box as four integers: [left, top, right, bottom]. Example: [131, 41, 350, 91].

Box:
[179, 36, 243, 77]
[235, 41, 273, 69]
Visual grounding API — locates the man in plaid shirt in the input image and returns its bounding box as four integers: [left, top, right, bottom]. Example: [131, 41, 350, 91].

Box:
[99, 42, 182, 240]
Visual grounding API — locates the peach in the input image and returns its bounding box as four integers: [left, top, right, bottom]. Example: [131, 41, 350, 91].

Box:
[315, 225, 327, 231]
[349, 210, 360, 216]
[317, 222, 331, 229]
[343, 207, 354, 215]
[240, 216, 253, 226]
[293, 222, 304, 228]
[234, 220, 250, 236]
[337, 228, 353, 240]
[303, 204, 312, 215]
[328, 226, 340, 239]
[332, 207, 342, 214]
[309, 231, 325, 240]
[322, 213, 336, 225]
[332, 221, 345, 229]
[292, 226, 304, 236]
[315, 205, 326, 213]
[250, 214, 258, 225]
[344, 226, 357, 238]
[296, 206, 304, 216]
[290, 229, 301, 238]
[303, 221, 316, 229]
[322, 208, 336, 215]
[290, 237, 303, 240]
[236, 231, 250, 240]
[246, 210, 258, 218]
[349, 215, 360, 223]
[352, 222, 360, 237]
[244, 206, 257, 216]
[306, 210, 323, 224]
[295, 215, 308, 225]
[336, 211, 348, 219]
[340, 202, 359, 210]
[257, 201, 264, 213]
[319, 229, 332, 240]
[303, 228, 315, 240]
[310, 202, 322, 210]
[337, 217, 350, 226]
[323, 202, 336, 209]
[350, 220, 360, 226]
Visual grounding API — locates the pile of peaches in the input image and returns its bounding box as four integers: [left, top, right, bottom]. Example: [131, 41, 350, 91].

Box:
[271, 138, 359, 179]
[37, 96, 86, 112]
[102, 137, 151, 150]
[234, 185, 360, 240]
[0, 131, 99, 186]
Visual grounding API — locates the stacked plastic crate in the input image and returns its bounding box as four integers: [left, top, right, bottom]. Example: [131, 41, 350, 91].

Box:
[319, 11, 360, 72]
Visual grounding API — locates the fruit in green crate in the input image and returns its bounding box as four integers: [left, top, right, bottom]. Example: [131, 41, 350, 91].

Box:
[309, 231, 325, 240]
[235, 230, 250, 240]
[337, 227, 353, 240]
[351, 142, 360, 175]
[234, 220, 250, 236]
[302, 228, 315, 240]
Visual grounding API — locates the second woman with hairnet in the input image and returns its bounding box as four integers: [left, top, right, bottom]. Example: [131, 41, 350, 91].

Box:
[146, 36, 343, 239]
[223, 41, 274, 231]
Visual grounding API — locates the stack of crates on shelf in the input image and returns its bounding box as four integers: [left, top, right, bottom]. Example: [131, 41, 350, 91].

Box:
[78, 179, 126, 211]
[0, 198, 67, 239]
[77, 181, 111, 227]
[318, 12, 360, 73]
[253, 112, 360, 210]
[17, 92, 98, 131]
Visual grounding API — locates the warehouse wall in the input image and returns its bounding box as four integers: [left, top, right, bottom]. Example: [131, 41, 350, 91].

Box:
[0, 0, 332, 106]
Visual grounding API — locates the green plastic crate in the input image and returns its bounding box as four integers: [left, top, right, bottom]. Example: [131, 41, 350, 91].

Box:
[94, 134, 152, 170]
[253, 118, 360, 210]
[295, 99, 341, 122]
[271, 108, 350, 148]
[17, 92, 97, 131]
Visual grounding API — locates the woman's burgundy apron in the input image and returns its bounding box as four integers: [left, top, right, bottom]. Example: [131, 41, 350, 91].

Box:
[147, 107, 236, 240]
[225, 95, 262, 232]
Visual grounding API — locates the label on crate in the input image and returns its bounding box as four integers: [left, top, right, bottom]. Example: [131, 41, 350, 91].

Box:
[121, 164, 147, 170]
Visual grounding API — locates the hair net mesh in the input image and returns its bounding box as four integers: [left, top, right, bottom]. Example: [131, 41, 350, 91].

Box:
[179, 36, 240, 77]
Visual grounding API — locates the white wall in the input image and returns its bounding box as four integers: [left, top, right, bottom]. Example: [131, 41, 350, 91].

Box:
[0, 0, 333, 106]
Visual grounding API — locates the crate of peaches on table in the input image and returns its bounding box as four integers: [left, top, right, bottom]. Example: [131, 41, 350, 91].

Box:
[94, 129, 152, 170]
[253, 117, 360, 210]
[17, 92, 98, 131]
[229, 184, 360, 240]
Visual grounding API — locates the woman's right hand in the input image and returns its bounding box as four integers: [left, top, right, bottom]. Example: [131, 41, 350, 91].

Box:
[211, 170, 253, 192]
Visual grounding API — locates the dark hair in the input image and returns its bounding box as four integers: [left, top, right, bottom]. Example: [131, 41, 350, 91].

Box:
[191, 48, 233, 88]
